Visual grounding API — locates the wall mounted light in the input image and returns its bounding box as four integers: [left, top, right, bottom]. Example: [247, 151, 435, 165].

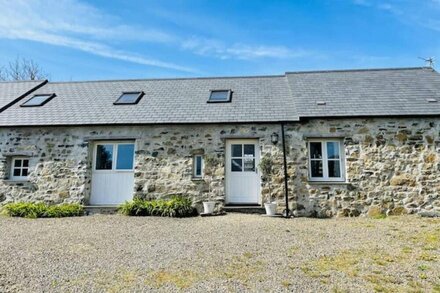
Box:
[271, 132, 279, 145]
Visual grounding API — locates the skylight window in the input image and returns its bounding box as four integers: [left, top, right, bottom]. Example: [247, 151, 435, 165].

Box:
[114, 92, 144, 105]
[21, 94, 55, 107]
[208, 90, 232, 103]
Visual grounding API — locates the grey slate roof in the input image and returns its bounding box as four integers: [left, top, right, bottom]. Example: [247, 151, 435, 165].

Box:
[286, 67, 440, 118]
[0, 67, 439, 126]
[0, 76, 297, 126]
[0, 80, 46, 112]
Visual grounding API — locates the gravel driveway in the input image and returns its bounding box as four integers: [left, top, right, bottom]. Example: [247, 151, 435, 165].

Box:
[0, 214, 439, 292]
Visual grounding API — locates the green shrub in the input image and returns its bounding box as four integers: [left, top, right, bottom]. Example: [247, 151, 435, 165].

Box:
[1, 202, 84, 218]
[119, 196, 197, 217]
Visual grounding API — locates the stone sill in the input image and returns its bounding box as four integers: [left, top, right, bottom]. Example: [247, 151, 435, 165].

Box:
[307, 181, 350, 185]
[2, 179, 31, 184]
[191, 177, 205, 182]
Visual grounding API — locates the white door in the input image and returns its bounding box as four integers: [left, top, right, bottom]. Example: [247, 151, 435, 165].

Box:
[90, 141, 135, 205]
[226, 139, 261, 204]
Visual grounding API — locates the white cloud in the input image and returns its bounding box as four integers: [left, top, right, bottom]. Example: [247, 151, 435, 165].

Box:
[0, 0, 194, 72]
[181, 37, 312, 60]
[0, 0, 320, 73]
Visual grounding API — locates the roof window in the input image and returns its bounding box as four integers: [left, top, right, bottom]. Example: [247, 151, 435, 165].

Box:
[208, 90, 232, 103]
[21, 94, 56, 107]
[114, 92, 144, 105]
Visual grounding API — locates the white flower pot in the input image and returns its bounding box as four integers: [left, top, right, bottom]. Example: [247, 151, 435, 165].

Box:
[264, 202, 277, 216]
[203, 201, 216, 214]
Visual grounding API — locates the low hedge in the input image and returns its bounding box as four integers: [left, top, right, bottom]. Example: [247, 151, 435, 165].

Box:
[1, 202, 84, 218]
[119, 196, 197, 217]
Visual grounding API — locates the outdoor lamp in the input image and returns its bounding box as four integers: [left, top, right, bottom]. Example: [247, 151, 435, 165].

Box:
[271, 132, 279, 145]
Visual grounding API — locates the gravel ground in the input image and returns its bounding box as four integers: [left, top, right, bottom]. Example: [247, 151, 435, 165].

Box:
[0, 214, 439, 292]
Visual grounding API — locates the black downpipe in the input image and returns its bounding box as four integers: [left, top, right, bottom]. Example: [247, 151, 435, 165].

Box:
[281, 123, 290, 218]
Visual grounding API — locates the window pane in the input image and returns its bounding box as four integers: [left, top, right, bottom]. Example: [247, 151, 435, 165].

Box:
[13, 169, 21, 176]
[116, 93, 141, 104]
[327, 142, 340, 159]
[231, 144, 242, 157]
[22, 94, 53, 106]
[14, 160, 22, 167]
[116, 144, 134, 170]
[22, 168, 28, 176]
[243, 144, 255, 157]
[328, 161, 341, 178]
[231, 159, 242, 172]
[243, 158, 255, 172]
[195, 156, 202, 176]
[209, 91, 229, 101]
[311, 160, 323, 177]
[310, 142, 322, 159]
[23, 160, 29, 167]
[96, 144, 114, 170]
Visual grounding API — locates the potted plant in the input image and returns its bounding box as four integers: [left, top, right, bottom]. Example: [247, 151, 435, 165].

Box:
[259, 155, 277, 216]
[202, 155, 218, 214]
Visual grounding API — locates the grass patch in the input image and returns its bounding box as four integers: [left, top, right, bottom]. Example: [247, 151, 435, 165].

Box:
[300, 246, 439, 292]
[1, 202, 84, 218]
[145, 270, 198, 289]
[119, 196, 197, 217]
[288, 245, 299, 257]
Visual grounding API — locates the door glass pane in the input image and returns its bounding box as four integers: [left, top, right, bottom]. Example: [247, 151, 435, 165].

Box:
[310, 142, 322, 159]
[328, 160, 341, 178]
[327, 142, 340, 159]
[231, 144, 242, 157]
[311, 160, 323, 177]
[96, 144, 113, 170]
[243, 144, 255, 157]
[231, 159, 242, 172]
[243, 158, 255, 172]
[116, 144, 135, 170]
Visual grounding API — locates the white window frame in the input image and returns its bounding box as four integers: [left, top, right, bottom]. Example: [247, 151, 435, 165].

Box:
[10, 157, 30, 181]
[93, 141, 135, 173]
[308, 139, 345, 182]
[193, 155, 204, 178]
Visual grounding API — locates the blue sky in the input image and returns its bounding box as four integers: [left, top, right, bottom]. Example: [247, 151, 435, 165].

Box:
[0, 0, 439, 81]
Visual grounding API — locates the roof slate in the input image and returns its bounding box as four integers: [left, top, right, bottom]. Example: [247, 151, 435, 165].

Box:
[286, 67, 440, 118]
[0, 80, 46, 112]
[0, 67, 439, 126]
[0, 76, 296, 126]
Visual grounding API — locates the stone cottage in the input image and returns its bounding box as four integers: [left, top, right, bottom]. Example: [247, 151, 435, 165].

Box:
[0, 67, 439, 217]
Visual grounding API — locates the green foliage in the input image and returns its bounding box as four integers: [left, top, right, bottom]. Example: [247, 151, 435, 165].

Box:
[1, 202, 84, 218]
[258, 155, 273, 178]
[119, 196, 197, 217]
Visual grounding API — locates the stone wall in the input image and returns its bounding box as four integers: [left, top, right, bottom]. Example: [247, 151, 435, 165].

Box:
[0, 118, 439, 216]
[287, 118, 440, 217]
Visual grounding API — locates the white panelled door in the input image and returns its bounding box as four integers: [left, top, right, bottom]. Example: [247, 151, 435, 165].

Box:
[90, 141, 135, 205]
[226, 139, 260, 204]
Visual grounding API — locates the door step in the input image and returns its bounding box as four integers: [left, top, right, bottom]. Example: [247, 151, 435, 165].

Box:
[223, 205, 265, 214]
[84, 205, 119, 215]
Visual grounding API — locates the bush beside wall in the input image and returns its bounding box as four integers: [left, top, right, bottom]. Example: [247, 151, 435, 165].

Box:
[119, 196, 197, 217]
[1, 202, 84, 218]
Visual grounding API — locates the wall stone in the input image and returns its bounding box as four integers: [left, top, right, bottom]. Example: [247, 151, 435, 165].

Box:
[0, 118, 439, 217]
